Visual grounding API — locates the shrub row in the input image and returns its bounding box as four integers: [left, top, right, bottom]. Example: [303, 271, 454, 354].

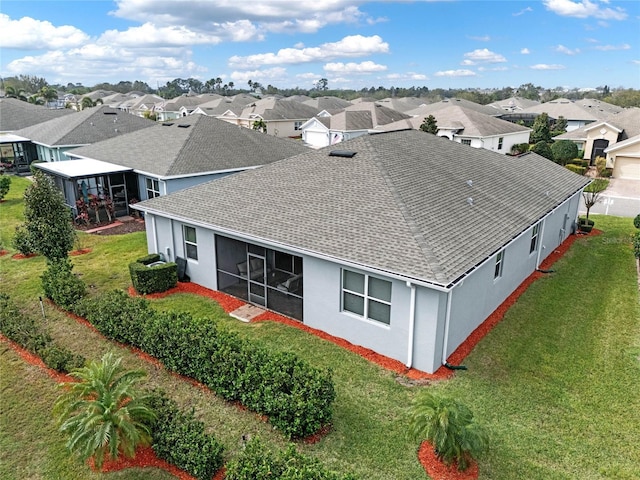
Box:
[74, 290, 335, 439]
[0, 294, 85, 373]
[565, 164, 587, 175]
[225, 437, 357, 480]
[147, 390, 224, 480]
[129, 253, 178, 294]
[41, 259, 87, 311]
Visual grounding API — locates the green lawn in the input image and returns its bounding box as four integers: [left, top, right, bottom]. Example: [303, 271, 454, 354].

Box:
[1, 175, 639, 479]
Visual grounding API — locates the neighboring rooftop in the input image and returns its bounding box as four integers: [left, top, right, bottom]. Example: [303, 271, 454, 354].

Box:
[0, 97, 73, 132]
[406, 98, 500, 117]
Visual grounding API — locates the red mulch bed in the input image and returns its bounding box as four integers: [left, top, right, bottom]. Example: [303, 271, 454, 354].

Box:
[0, 249, 8, 257]
[70, 248, 92, 256]
[11, 252, 38, 260]
[418, 441, 479, 480]
[0, 333, 73, 384]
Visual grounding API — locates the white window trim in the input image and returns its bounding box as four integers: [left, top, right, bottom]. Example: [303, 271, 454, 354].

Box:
[341, 270, 392, 326]
[530, 223, 541, 255]
[494, 250, 505, 280]
[183, 225, 198, 261]
[146, 177, 160, 199]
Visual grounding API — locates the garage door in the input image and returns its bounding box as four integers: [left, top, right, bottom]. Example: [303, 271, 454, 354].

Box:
[613, 157, 640, 180]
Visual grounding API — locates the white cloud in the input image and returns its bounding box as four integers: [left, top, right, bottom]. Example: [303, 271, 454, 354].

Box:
[543, 0, 627, 20]
[521, 48, 531, 54]
[477, 66, 508, 72]
[463, 48, 507, 63]
[386, 72, 428, 81]
[324, 61, 387, 74]
[296, 72, 320, 79]
[0, 14, 90, 49]
[229, 67, 288, 84]
[469, 35, 491, 42]
[530, 63, 566, 70]
[555, 44, 581, 55]
[513, 6, 533, 16]
[229, 35, 389, 68]
[112, 0, 371, 34]
[632, 60, 640, 65]
[594, 43, 631, 51]
[434, 69, 477, 77]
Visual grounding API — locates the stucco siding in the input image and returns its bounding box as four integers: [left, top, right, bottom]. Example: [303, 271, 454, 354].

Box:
[166, 173, 233, 194]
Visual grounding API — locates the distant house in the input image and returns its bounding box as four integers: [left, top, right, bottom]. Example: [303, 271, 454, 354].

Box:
[512, 98, 623, 131]
[133, 130, 589, 374]
[555, 107, 640, 175]
[155, 94, 223, 121]
[0, 97, 73, 172]
[376, 104, 531, 154]
[604, 135, 640, 180]
[301, 103, 410, 148]
[13, 105, 154, 163]
[36, 115, 309, 217]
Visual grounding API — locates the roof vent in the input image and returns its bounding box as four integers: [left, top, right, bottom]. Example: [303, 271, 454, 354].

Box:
[114, 117, 118, 122]
[466, 180, 473, 187]
[162, 122, 174, 126]
[177, 124, 190, 128]
[114, 128, 118, 133]
[89, 122, 94, 126]
[466, 197, 474, 206]
[329, 150, 357, 158]
[103, 111, 117, 115]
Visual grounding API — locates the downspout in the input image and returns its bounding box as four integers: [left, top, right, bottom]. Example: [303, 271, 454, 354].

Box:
[535, 219, 546, 269]
[150, 215, 158, 253]
[441, 285, 467, 370]
[406, 281, 416, 368]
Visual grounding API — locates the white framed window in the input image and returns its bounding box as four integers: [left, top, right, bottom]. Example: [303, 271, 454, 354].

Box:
[461, 139, 472, 146]
[183, 225, 198, 260]
[530, 223, 541, 254]
[494, 250, 505, 279]
[294, 121, 303, 131]
[146, 177, 160, 198]
[342, 270, 392, 325]
[498, 137, 504, 150]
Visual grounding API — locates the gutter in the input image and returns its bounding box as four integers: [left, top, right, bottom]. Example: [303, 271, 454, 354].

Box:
[406, 281, 416, 368]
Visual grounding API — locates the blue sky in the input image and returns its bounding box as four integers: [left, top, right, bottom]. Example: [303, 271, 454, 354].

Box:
[1, 0, 638, 91]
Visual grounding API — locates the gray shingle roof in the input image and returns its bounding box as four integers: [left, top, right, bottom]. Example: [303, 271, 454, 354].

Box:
[69, 114, 309, 177]
[14, 105, 154, 146]
[136, 129, 589, 286]
[0, 98, 73, 132]
[407, 98, 500, 117]
[556, 107, 640, 142]
[519, 98, 617, 121]
[240, 98, 320, 121]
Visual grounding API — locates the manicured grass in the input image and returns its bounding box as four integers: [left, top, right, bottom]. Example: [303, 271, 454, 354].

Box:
[1, 175, 639, 479]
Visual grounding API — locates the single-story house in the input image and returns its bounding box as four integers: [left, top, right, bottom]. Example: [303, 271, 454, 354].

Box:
[133, 130, 589, 374]
[512, 98, 622, 132]
[375, 104, 531, 154]
[604, 134, 640, 180]
[37, 114, 308, 217]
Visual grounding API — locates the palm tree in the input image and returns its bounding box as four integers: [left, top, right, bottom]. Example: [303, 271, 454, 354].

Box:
[81, 97, 95, 110]
[54, 352, 156, 469]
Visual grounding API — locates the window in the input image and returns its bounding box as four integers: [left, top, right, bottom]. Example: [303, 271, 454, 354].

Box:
[461, 139, 472, 146]
[498, 137, 504, 150]
[183, 225, 198, 260]
[530, 223, 540, 254]
[294, 121, 303, 131]
[146, 177, 160, 198]
[342, 270, 392, 325]
[494, 250, 504, 279]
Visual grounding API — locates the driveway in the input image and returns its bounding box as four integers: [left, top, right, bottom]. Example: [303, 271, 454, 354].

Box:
[580, 178, 640, 218]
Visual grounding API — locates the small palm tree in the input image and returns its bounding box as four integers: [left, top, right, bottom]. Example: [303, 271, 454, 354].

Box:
[409, 391, 487, 471]
[54, 352, 156, 469]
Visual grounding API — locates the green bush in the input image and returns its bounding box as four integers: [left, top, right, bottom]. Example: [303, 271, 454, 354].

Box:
[12, 224, 34, 255]
[129, 260, 177, 294]
[225, 437, 357, 480]
[409, 392, 488, 471]
[633, 214, 640, 230]
[532, 141, 553, 160]
[565, 164, 586, 175]
[74, 290, 154, 348]
[0, 175, 11, 201]
[80, 292, 335, 439]
[633, 232, 640, 259]
[147, 390, 224, 480]
[41, 259, 86, 311]
[39, 344, 85, 373]
[136, 253, 161, 265]
[600, 168, 613, 178]
[551, 139, 579, 165]
[0, 294, 85, 373]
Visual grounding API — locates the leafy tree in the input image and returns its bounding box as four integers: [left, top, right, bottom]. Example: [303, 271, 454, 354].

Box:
[551, 140, 578, 165]
[554, 115, 568, 132]
[80, 97, 95, 110]
[0, 174, 11, 200]
[532, 141, 553, 160]
[314, 78, 329, 91]
[530, 112, 552, 144]
[21, 171, 75, 260]
[582, 179, 609, 219]
[252, 118, 267, 133]
[54, 352, 156, 470]
[420, 115, 438, 134]
[409, 391, 487, 471]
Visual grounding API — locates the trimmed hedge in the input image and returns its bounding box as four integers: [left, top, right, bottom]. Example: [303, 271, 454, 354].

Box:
[147, 390, 224, 480]
[225, 437, 357, 480]
[74, 290, 335, 439]
[565, 164, 586, 175]
[129, 254, 178, 294]
[0, 294, 85, 373]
